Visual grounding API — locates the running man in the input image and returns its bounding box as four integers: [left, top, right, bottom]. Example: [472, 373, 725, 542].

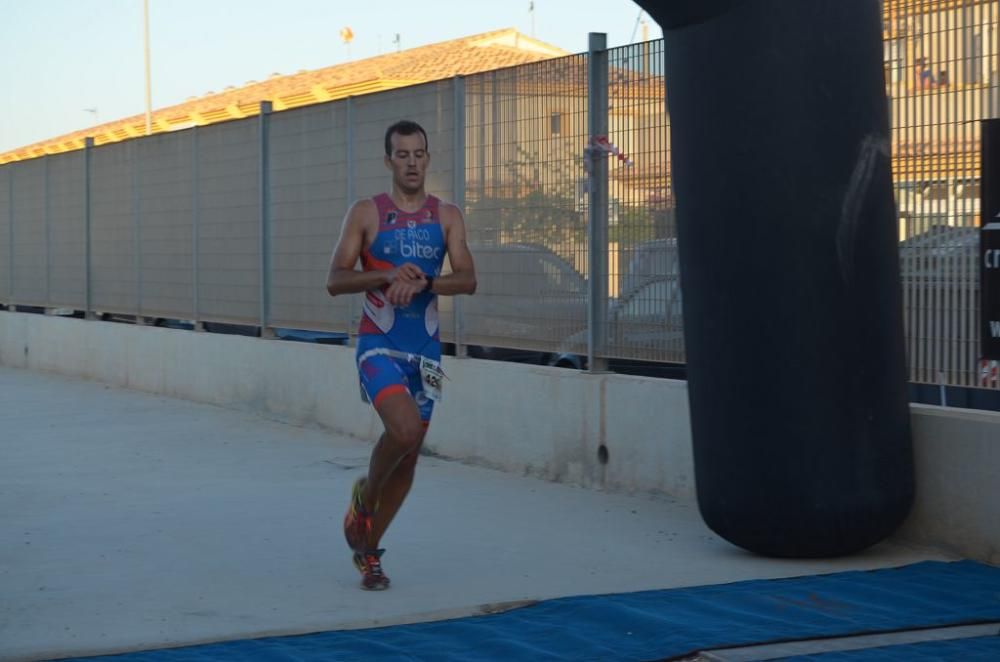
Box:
[325, 120, 477, 590]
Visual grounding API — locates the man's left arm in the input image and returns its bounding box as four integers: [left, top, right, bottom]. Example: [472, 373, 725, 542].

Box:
[428, 203, 477, 295]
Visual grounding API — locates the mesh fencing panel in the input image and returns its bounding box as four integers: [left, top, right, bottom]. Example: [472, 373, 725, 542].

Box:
[196, 120, 260, 325]
[11, 158, 47, 307]
[269, 102, 350, 331]
[604, 39, 682, 363]
[47, 151, 87, 309]
[461, 55, 590, 354]
[90, 141, 137, 314]
[889, 0, 999, 388]
[0, 166, 10, 301]
[136, 133, 195, 319]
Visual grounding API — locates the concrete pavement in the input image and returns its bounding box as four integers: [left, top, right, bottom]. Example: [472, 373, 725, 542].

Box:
[0, 366, 954, 661]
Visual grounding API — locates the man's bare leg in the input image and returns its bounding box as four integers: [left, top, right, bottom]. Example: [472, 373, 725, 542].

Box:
[360, 393, 426, 544]
[346, 392, 425, 590]
[367, 428, 426, 548]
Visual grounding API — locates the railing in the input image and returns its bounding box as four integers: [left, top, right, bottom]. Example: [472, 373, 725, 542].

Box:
[1, 5, 998, 391]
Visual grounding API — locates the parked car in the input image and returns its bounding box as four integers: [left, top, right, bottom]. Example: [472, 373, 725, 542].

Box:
[152, 319, 261, 337]
[897, 225, 980, 345]
[273, 328, 349, 345]
[546, 237, 686, 377]
[896, 225, 1000, 411]
[897, 224, 979, 288]
[460, 242, 589, 359]
[548, 274, 686, 378]
[152, 318, 348, 345]
[619, 237, 681, 298]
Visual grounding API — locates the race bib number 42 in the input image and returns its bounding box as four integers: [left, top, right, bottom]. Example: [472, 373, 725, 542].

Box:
[419, 357, 444, 401]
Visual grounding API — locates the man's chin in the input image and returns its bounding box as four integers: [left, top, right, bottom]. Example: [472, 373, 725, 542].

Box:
[398, 181, 425, 195]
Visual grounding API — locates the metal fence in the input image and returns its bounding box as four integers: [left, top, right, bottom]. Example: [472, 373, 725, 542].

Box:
[1, 6, 998, 390]
[0, 79, 458, 335]
[462, 51, 591, 355]
[888, 0, 1000, 388]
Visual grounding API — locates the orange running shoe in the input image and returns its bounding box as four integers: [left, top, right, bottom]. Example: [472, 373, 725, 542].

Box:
[343, 477, 375, 554]
[353, 548, 391, 591]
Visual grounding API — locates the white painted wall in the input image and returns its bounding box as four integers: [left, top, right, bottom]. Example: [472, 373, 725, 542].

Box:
[429, 359, 694, 497]
[0, 312, 384, 442]
[2, 311, 998, 563]
[902, 405, 1000, 565]
[0, 312, 695, 499]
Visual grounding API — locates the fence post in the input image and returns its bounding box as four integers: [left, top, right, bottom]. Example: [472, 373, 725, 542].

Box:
[192, 127, 202, 330]
[587, 32, 610, 372]
[453, 75, 468, 358]
[259, 100, 273, 337]
[132, 141, 145, 322]
[84, 138, 94, 318]
[6, 165, 13, 308]
[345, 97, 357, 344]
[44, 156, 51, 307]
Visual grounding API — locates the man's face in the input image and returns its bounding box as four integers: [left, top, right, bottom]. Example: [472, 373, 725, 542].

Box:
[385, 131, 429, 194]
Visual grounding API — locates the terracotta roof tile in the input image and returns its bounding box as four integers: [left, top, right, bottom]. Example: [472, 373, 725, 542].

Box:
[2, 28, 567, 163]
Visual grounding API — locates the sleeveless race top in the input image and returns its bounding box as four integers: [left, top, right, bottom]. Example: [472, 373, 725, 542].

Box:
[358, 193, 446, 351]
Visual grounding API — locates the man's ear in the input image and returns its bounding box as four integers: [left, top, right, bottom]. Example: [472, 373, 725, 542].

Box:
[384, 154, 391, 170]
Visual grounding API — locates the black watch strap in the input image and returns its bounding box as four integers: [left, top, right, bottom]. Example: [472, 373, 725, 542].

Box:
[423, 275, 434, 293]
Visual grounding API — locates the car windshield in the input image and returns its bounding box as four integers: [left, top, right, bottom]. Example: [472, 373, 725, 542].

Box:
[621, 240, 680, 295]
[616, 279, 683, 321]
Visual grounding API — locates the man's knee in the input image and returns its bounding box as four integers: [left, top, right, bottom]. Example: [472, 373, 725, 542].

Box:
[388, 419, 425, 454]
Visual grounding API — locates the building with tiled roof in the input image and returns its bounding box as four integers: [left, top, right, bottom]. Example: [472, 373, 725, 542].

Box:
[1, 28, 567, 164]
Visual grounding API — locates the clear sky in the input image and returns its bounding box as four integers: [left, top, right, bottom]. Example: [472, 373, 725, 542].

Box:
[0, 0, 657, 153]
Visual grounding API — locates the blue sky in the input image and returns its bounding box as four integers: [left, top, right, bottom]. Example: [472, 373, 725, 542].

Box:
[0, 0, 655, 153]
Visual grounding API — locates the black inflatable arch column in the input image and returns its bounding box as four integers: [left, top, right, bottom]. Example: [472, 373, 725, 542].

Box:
[634, 0, 914, 557]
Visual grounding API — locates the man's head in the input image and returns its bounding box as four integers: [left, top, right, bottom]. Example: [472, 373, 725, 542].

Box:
[384, 120, 430, 195]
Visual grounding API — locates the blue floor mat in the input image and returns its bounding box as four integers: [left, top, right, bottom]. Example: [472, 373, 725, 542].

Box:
[58, 560, 1000, 662]
[782, 633, 1000, 661]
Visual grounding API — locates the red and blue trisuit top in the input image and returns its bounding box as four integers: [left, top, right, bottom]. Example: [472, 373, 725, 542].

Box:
[356, 193, 447, 421]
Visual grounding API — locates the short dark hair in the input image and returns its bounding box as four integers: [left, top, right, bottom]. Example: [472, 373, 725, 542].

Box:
[384, 120, 428, 156]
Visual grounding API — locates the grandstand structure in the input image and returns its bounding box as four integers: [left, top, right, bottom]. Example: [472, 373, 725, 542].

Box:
[0, 28, 566, 164]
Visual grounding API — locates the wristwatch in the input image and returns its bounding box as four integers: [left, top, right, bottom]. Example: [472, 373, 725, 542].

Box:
[423, 276, 434, 293]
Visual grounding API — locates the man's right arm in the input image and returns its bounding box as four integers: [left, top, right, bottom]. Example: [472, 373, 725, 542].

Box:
[326, 200, 393, 296]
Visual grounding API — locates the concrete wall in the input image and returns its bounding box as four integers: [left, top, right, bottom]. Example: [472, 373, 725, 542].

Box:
[902, 405, 1000, 565]
[2, 310, 998, 563]
[0, 311, 695, 500]
[0, 311, 385, 442]
[429, 358, 694, 497]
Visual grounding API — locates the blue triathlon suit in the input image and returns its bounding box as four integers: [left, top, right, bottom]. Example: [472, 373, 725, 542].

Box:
[356, 193, 447, 422]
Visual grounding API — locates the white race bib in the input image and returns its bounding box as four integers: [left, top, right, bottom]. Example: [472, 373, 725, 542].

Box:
[419, 357, 445, 402]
